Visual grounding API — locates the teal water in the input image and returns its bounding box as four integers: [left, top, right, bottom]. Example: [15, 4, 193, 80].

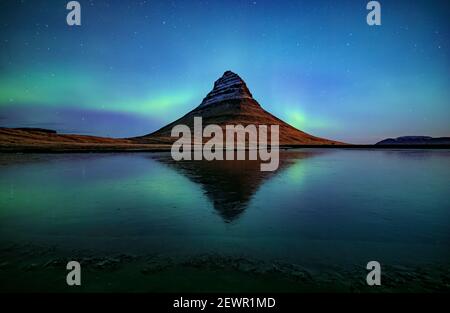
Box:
[0, 149, 449, 288]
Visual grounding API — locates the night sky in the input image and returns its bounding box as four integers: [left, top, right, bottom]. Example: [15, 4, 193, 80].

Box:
[0, 0, 448, 143]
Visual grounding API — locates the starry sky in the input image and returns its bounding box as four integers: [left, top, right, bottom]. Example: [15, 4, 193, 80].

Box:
[0, 0, 448, 143]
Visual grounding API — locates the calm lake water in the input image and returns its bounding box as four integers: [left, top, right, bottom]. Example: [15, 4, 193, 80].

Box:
[0, 149, 449, 292]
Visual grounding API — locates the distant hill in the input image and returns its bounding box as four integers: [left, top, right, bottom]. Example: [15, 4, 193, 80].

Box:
[132, 71, 344, 146]
[0, 127, 167, 152]
[376, 136, 450, 145]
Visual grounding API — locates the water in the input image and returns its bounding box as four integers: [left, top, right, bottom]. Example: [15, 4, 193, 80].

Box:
[0, 149, 449, 291]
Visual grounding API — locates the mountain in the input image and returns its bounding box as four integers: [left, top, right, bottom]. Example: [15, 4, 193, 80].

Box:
[376, 136, 450, 145]
[132, 71, 343, 146]
[0, 71, 343, 151]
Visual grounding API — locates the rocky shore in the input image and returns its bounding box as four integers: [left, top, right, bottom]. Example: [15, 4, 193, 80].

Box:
[1, 243, 448, 293]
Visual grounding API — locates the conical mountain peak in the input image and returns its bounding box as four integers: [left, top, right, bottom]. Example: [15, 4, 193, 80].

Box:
[136, 70, 343, 146]
[199, 71, 254, 108]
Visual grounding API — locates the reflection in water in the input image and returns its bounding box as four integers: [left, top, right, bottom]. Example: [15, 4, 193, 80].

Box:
[0, 149, 449, 271]
[153, 150, 322, 222]
[0, 149, 449, 292]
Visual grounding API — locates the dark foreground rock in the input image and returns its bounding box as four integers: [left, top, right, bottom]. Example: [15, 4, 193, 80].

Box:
[1, 243, 449, 293]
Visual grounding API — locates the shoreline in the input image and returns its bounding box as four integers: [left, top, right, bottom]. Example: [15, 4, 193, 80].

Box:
[0, 144, 449, 153]
[1, 242, 448, 293]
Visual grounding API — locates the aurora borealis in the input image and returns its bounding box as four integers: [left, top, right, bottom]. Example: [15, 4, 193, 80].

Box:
[0, 0, 448, 143]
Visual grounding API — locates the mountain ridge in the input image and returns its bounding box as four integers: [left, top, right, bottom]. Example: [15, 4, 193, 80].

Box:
[376, 136, 450, 145]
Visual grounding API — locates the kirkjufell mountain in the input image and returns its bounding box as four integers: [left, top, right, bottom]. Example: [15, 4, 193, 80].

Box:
[0, 71, 342, 151]
[132, 71, 342, 145]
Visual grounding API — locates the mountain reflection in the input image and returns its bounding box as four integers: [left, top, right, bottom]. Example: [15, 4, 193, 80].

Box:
[153, 150, 322, 222]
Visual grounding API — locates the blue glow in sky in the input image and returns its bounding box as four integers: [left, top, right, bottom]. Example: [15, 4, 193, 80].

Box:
[0, 0, 449, 143]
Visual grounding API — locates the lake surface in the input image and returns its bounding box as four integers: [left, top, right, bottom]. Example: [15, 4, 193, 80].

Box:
[0, 149, 449, 292]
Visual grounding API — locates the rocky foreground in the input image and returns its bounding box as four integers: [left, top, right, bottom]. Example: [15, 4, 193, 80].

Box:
[0, 243, 448, 292]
